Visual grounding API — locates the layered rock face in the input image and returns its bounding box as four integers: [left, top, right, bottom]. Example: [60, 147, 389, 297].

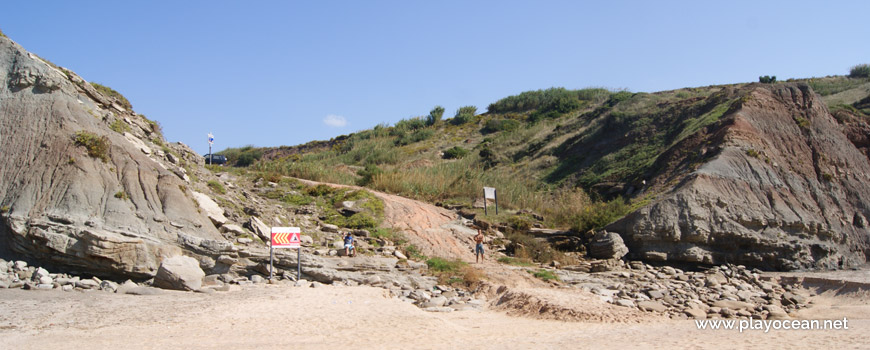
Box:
[609, 83, 870, 270]
[0, 36, 224, 278]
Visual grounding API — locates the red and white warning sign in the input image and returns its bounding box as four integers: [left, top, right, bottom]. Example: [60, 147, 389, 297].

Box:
[271, 227, 301, 248]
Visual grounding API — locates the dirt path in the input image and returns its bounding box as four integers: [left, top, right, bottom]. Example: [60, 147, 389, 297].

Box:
[294, 178, 474, 260]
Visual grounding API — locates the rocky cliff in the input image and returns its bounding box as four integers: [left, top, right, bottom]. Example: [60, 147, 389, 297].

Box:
[0, 36, 227, 278]
[607, 83, 870, 270]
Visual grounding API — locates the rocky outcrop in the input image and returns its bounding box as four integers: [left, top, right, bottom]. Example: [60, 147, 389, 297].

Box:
[0, 36, 223, 278]
[608, 83, 870, 270]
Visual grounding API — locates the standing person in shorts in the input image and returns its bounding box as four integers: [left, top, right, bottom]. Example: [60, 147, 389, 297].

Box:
[474, 229, 485, 263]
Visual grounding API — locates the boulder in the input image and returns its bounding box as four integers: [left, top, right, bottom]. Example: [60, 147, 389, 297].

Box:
[587, 231, 629, 260]
[153, 256, 205, 291]
[219, 224, 246, 235]
[191, 192, 227, 227]
[246, 216, 271, 242]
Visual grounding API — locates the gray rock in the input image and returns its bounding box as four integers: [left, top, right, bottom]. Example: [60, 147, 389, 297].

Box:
[76, 279, 100, 289]
[711, 300, 755, 310]
[246, 216, 271, 242]
[220, 224, 246, 235]
[100, 280, 119, 292]
[62, 284, 73, 291]
[423, 307, 454, 313]
[250, 275, 265, 284]
[615, 299, 636, 308]
[38, 276, 53, 285]
[587, 231, 629, 260]
[295, 279, 311, 288]
[153, 256, 205, 291]
[646, 290, 665, 299]
[393, 250, 408, 260]
[321, 223, 340, 233]
[191, 191, 227, 227]
[422, 296, 448, 308]
[637, 300, 668, 312]
[684, 308, 707, 319]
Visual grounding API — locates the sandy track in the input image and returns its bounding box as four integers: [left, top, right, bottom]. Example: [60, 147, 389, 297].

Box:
[294, 178, 471, 260]
[1, 285, 867, 350]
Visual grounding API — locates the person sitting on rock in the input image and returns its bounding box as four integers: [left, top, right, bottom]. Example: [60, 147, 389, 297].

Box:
[343, 232, 356, 257]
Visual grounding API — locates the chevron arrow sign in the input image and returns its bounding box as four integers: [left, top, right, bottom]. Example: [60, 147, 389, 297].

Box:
[271, 227, 301, 248]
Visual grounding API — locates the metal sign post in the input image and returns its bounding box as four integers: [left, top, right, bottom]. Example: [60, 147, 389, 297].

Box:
[270, 227, 302, 280]
[207, 132, 214, 165]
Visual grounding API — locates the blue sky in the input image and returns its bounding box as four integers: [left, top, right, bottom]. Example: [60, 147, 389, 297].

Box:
[2, 1, 868, 154]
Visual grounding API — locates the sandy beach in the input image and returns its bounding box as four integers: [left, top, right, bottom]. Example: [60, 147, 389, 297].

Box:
[2, 280, 867, 350]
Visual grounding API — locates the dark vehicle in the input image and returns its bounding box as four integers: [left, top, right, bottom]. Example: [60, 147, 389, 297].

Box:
[204, 154, 227, 165]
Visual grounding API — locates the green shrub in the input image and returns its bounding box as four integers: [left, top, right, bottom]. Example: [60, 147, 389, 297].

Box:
[0, 28, 6, 39]
[607, 91, 634, 106]
[487, 87, 605, 113]
[371, 228, 397, 240]
[426, 106, 445, 126]
[507, 216, 532, 231]
[497, 256, 534, 266]
[481, 119, 520, 134]
[90, 82, 132, 111]
[451, 106, 477, 125]
[849, 64, 870, 78]
[74, 131, 110, 162]
[395, 128, 434, 146]
[442, 146, 469, 159]
[570, 198, 631, 233]
[220, 145, 263, 167]
[356, 163, 383, 186]
[426, 257, 465, 273]
[759, 75, 777, 84]
[745, 149, 759, 158]
[109, 119, 130, 134]
[114, 191, 129, 200]
[306, 184, 335, 197]
[531, 269, 559, 281]
[1, 205, 10, 213]
[394, 117, 426, 132]
[207, 180, 226, 194]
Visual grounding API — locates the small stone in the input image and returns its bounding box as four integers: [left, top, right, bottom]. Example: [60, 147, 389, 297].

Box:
[646, 290, 665, 299]
[76, 279, 100, 289]
[62, 284, 73, 292]
[394, 250, 408, 260]
[684, 308, 707, 319]
[100, 280, 119, 292]
[637, 300, 668, 312]
[250, 275, 265, 284]
[615, 299, 635, 308]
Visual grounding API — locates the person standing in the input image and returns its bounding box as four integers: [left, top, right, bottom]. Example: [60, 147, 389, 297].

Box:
[474, 229, 485, 263]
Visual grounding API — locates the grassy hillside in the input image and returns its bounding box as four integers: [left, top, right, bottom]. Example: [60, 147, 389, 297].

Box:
[220, 75, 870, 234]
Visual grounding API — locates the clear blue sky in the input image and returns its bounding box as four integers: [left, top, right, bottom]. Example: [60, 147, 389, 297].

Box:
[2, 1, 868, 154]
